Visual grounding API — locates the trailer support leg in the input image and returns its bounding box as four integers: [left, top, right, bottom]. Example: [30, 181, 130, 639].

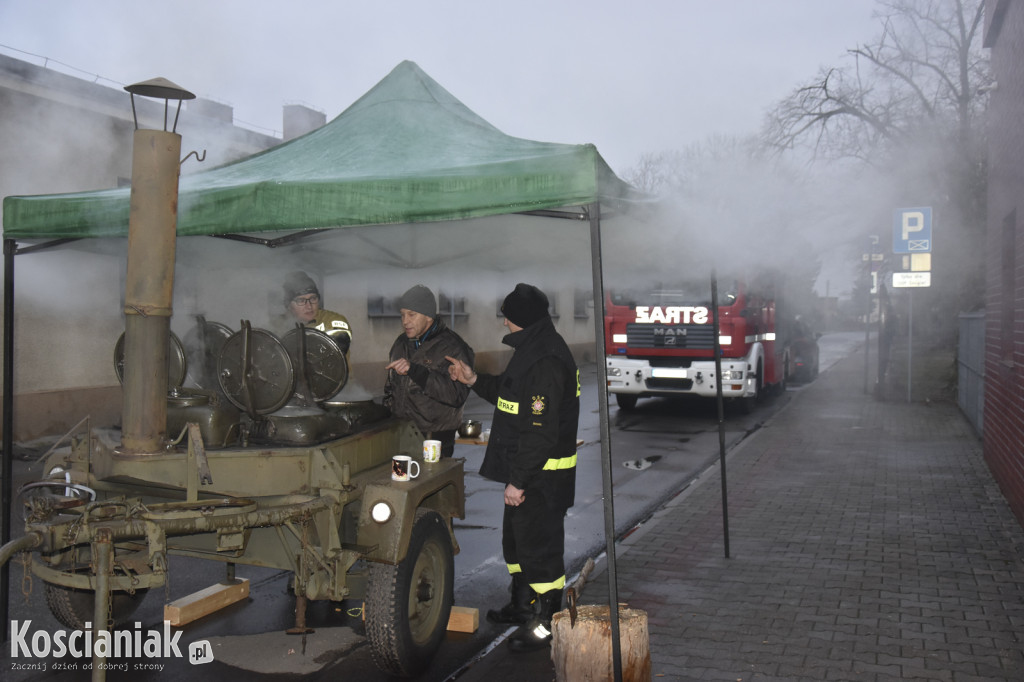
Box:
[92, 531, 113, 682]
[286, 594, 314, 635]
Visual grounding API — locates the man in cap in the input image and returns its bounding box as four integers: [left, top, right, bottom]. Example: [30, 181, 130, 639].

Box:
[283, 271, 352, 353]
[384, 285, 474, 458]
[447, 283, 579, 653]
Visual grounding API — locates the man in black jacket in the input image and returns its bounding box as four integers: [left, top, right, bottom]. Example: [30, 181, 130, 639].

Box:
[384, 285, 474, 457]
[447, 283, 579, 653]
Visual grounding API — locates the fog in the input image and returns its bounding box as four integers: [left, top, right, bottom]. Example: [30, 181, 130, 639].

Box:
[0, 1, 879, 173]
[1, 0, 982, 403]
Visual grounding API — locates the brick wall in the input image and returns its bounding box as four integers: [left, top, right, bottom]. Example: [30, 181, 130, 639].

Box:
[983, 0, 1024, 526]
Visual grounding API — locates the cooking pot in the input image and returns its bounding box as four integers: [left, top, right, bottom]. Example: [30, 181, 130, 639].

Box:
[458, 420, 482, 438]
[322, 399, 391, 427]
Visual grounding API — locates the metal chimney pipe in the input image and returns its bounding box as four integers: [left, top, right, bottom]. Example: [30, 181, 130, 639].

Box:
[120, 128, 180, 454]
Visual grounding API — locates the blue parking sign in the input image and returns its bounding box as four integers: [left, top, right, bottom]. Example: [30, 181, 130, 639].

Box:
[893, 207, 932, 253]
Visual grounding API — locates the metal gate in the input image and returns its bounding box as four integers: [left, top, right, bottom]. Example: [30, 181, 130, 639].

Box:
[957, 312, 985, 435]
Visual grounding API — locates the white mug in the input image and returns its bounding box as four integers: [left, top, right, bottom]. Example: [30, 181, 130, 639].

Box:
[392, 455, 420, 482]
[423, 439, 442, 463]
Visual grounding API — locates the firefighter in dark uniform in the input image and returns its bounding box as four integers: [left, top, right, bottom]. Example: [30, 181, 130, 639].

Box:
[283, 271, 352, 354]
[447, 283, 579, 653]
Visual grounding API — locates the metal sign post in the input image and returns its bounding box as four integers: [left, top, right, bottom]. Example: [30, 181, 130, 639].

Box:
[907, 290, 913, 402]
[863, 235, 882, 394]
[891, 208, 933, 404]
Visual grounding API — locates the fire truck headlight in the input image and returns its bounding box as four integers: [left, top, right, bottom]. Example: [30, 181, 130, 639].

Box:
[607, 367, 621, 377]
[721, 370, 744, 381]
[718, 335, 732, 345]
[612, 334, 628, 344]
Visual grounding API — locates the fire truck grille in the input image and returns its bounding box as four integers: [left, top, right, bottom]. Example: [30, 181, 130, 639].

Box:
[625, 324, 715, 349]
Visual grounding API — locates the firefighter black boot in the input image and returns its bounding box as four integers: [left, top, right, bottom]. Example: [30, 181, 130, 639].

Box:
[486, 573, 535, 625]
[507, 589, 561, 653]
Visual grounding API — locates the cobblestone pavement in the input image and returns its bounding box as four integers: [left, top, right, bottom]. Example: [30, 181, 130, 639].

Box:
[456, 342, 1024, 681]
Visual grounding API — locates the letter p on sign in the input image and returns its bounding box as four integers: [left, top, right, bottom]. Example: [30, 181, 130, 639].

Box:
[902, 211, 924, 240]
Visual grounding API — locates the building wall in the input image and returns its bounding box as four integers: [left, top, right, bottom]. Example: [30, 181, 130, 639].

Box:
[0, 54, 281, 440]
[983, 0, 1024, 525]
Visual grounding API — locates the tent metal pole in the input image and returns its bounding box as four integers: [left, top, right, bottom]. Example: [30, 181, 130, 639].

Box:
[587, 201, 623, 681]
[2, 238, 16, 644]
[10, 238, 80, 256]
[711, 270, 730, 559]
[212, 229, 331, 248]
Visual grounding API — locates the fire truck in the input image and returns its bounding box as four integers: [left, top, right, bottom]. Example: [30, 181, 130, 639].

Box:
[604, 275, 790, 413]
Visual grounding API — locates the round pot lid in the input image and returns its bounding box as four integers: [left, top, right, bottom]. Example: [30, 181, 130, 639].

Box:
[113, 330, 187, 389]
[217, 327, 294, 415]
[281, 327, 349, 403]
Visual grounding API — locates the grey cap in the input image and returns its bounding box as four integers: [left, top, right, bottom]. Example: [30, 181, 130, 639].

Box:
[284, 271, 319, 305]
[398, 285, 437, 317]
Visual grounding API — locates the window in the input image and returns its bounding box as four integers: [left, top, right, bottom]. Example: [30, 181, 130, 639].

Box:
[367, 295, 401, 318]
[574, 289, 591, 319]
[367, 291, 468, 319]
[438, 292, 468, 319]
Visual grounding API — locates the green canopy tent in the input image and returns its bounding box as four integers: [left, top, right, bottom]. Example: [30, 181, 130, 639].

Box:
[3, 60, 636, 239]
[2, 60, 640, 674]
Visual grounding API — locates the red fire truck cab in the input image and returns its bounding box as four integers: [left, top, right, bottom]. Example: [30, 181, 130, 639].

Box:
[604, 276, 789, 412]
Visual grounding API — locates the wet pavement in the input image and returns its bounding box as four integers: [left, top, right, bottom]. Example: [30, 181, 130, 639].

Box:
[455, 341, 1024, 681]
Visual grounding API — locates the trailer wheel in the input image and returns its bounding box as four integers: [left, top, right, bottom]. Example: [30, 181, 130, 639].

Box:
[615, 394, 638, 411]
[44, 583, 149, 630]
[365, 509, 454, 677]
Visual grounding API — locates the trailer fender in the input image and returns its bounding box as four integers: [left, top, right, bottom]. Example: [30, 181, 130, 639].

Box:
[356, 458, 464, 565]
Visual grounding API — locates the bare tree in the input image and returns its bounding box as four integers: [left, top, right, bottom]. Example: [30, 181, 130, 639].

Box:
[763, 0, 990, 317]
[764, 0, 988, 164]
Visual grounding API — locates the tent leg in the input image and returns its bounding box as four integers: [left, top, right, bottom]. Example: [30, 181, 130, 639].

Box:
[587, 202, 623, 682]
[2, 238, 16, 644]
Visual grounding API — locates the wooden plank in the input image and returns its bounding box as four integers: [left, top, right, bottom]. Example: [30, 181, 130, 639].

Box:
[447, 605, 479, 633]
[164, 579, 250, 626]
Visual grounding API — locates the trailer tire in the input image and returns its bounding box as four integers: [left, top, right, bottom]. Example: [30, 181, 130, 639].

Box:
[44, 583, 148, 630]
[365, 509, 454, 677]
[615, 394, 638, 411]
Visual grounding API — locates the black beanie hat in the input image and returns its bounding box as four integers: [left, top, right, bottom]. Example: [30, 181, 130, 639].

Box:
[284, 271, 319, 305]
[398, 285, 437, 317]
[502, 283, 549, 328]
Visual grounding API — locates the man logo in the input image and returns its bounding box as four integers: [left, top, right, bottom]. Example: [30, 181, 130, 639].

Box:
[189, 640, 214, 665]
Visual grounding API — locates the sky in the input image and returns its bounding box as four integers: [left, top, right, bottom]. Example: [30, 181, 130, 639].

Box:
[0, 0, 881, 176]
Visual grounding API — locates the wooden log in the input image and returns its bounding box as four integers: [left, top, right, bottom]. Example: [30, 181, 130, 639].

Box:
[163, 579, 250, 626]
[447, 605, 479, 633]
[551, 604, 651, 682]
